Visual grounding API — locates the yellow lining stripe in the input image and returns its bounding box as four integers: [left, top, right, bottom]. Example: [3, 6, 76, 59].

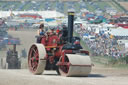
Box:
[68, 12, 74, 15]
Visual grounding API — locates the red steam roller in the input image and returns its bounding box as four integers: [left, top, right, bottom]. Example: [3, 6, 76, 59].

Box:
[28, 11, 92, 77]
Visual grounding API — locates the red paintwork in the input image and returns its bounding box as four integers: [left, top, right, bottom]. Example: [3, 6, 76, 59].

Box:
[54, 45, 63, 58]
[80, 50, 89, 55]
[41, 36, 47, 45]
[46, 35, 58, 46]
[39, 31, 89, 65]
[118, 23, 128, 28]
[40, 32, 62, 64]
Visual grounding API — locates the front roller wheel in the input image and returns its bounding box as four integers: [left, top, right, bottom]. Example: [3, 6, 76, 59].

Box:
[28, 43, 46, 75]
[58, 54, 92, 77]
[58, 55, 70, 76]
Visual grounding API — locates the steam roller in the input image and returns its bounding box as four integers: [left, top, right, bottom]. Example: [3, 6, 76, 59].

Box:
[28, 11, 92, 77]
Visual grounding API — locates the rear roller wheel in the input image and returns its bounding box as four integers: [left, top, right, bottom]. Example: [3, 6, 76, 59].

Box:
[28, 43, 46, 75]
[58, 54, 92, 77]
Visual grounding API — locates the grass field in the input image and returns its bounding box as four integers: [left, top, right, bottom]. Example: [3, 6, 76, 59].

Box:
[0, 1, 125, 13]
[110, 1, 123, 12]
[119, 2, 128, 11]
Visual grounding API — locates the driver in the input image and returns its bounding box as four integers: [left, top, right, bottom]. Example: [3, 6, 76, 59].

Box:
[37, 23, 45, 43]
[37, 23, 45, 36]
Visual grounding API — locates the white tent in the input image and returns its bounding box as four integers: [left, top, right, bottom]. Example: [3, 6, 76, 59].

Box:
[109, 27, 128, 36]
[0, 11, 11, 18]
[0, 11, 65, 18]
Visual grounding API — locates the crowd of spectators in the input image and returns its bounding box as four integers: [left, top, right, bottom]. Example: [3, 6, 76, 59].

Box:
[74, 24, 128, 59]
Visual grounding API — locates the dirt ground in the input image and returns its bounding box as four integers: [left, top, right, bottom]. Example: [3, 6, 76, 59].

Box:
[0, 66, 128, 85]
[0, 30, 128, 85]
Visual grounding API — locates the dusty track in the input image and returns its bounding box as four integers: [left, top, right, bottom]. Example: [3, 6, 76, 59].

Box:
[7, 29, 37, 53]
[0, 30, 128, 85]
[0, 66, 128, 85]
[7, 30, 36, 68]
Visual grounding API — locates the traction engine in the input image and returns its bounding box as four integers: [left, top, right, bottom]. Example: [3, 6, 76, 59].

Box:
[28, 11, 92, 76]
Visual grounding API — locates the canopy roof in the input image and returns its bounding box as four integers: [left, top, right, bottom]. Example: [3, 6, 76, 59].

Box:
[110, 27, 128, 36]
[0, 11, 65, 18]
